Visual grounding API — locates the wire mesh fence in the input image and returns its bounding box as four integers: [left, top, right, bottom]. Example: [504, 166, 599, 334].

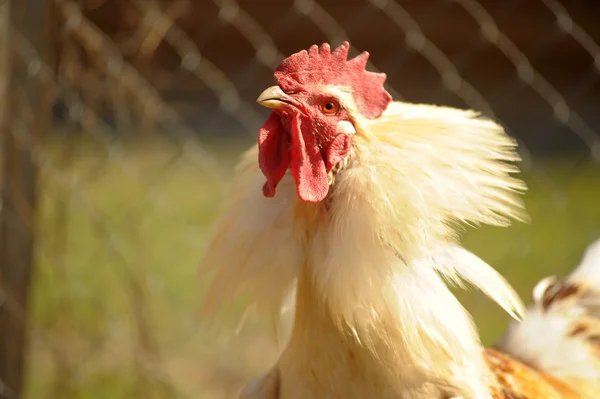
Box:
[1, 0, 600, 397]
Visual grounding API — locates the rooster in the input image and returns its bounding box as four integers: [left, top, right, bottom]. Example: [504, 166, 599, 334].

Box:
[200, 42, 600, 398]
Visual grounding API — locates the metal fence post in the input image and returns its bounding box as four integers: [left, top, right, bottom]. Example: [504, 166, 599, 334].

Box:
[0, 0, 53, 396]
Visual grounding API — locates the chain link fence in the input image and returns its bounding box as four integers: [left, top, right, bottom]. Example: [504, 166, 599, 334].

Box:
[1, 0, 600, 397]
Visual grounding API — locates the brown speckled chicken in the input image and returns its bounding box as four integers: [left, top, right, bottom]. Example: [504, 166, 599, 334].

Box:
[200, 42, 600, 398]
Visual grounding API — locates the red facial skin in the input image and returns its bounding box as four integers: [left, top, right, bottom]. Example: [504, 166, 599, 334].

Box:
[258, 91, 353, 203]
[257, 42, 391, 203]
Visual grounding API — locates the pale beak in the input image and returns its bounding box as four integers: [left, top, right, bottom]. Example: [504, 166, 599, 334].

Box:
[256, 85, 293, 110]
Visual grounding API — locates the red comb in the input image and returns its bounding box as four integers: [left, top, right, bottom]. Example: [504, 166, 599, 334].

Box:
[274, 42, 392, 119]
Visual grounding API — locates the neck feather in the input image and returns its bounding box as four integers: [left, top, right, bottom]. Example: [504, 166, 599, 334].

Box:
[201, 101, 528, 398]
[291, 200, 495, 398]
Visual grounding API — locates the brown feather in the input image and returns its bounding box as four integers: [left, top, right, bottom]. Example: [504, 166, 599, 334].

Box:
[486, 349, 579, 399]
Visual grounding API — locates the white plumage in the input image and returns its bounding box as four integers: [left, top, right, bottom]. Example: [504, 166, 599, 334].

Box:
[202, 102, 533, 398]
[200, 40, 598, 399]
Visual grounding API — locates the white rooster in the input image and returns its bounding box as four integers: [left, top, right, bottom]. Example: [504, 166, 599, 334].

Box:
[200, 42, 600, 398]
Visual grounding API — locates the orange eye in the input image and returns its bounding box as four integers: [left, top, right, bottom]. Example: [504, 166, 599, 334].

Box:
[321, 102, 337, 114]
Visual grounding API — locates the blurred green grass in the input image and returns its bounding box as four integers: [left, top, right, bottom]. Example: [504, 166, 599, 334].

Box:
[24, 135, 600, 398]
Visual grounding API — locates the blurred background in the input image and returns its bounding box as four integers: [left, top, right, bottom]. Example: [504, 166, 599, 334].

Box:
[1, 0, 600, 397]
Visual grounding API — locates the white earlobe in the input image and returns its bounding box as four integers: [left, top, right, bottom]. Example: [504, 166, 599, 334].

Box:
[336, 120, 356, 135]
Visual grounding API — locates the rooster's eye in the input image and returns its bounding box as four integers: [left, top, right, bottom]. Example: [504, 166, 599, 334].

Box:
[321, 102, 337, 114]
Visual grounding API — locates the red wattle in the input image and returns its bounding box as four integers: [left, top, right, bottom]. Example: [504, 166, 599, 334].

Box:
[258, 111, 352, 203]
[258, 112, 291, 197]
[289, 113, 329, 203]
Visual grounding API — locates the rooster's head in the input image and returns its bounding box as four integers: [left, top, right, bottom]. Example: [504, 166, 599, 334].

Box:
[256, 41, 392, 203]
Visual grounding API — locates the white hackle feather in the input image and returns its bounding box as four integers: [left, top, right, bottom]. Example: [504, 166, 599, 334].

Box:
[498, 238, 600, 398]
[201, 100, 528, 398]
[428, 245, 525, 321]
[199, 148, 303, 331]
